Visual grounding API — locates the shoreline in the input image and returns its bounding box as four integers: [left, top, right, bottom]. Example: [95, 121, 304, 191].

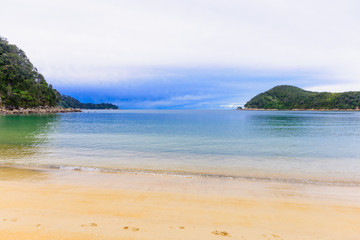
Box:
[8, 162, 360, 187]
[5, 164, 360, 202]
[0, 165, 360, 239]
[238, 108, 360, 111]
[0, 107, 81, 115]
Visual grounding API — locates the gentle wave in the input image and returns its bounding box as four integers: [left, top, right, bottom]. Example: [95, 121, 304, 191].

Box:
[39, 163, 360, 187]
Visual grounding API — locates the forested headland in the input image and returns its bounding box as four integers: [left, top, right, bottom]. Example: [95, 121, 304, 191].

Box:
[0, 36, 118, 111]
[244, 85, 360, 110]
[59, 95, 118, 109]
[0, 36, 58, 109]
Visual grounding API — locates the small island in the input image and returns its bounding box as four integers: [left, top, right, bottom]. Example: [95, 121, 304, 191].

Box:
[242, 85, 360, 110]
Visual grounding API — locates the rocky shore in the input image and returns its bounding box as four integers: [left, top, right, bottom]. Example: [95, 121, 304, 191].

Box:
[0, 107, 81, 115]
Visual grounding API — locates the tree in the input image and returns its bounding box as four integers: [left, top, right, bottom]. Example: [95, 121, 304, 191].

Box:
[0, 36, 59, 109]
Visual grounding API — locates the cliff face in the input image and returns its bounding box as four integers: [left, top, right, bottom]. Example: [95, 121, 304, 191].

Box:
[0, 37, 59, 109]
[244, 85, 360, 110]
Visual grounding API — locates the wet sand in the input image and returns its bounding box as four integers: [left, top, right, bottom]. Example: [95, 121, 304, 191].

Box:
[0, 166, 360, 240]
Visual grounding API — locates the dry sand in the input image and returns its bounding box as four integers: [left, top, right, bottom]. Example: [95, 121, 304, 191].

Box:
[0, 166, 360, 240]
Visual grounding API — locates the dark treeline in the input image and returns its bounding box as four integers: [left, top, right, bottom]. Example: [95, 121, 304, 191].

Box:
[245, 85, 360, 110]
[60, 95, 118, 109]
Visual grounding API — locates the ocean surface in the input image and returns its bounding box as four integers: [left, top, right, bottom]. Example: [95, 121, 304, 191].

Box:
[1, 110, 360, 185]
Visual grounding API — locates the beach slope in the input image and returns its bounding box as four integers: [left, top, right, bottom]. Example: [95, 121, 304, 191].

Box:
[0, 167, 359, 240]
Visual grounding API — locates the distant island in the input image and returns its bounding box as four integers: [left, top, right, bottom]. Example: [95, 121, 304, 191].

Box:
[242, 85, 360, 110]
[59, 95, 118, 109]
[0, 36, 118, 112]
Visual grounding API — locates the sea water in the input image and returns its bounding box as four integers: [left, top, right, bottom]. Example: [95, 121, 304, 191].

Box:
[1, 110, 360, 185]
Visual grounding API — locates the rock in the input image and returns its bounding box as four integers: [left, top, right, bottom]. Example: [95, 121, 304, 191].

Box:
[0, 107, 81, 115]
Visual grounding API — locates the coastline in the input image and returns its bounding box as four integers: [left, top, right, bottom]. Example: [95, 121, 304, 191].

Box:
[238, 108, 360, 111]
[0, 166, 360, 240]
[12, 163, 360, 187]
[0, 107, 81, 115]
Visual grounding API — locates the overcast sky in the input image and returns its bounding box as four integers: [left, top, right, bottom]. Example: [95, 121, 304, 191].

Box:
[1, 0, 360, 108]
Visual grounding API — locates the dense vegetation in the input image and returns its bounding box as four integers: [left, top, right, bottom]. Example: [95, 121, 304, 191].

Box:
[1, 36, 119, 110]
[60, 95, 118, 109]
[244, 85, 360, 110]
[0, 36, 58, 109]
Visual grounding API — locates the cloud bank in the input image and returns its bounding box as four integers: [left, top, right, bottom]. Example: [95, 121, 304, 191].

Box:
[1, 0, 360, 108]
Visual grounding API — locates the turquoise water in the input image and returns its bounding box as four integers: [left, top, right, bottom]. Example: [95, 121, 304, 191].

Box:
[1, 110, 360, 185]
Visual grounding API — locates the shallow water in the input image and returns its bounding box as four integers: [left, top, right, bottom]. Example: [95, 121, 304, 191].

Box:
[1, 110, 360, 185]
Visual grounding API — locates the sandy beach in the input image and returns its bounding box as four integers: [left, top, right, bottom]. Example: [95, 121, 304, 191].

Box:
[0, 166, 359, 240]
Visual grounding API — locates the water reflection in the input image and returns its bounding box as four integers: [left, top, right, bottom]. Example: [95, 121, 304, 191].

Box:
[0, 114, 59, 161]
[246, 111, 360, 137]
[1, 110, 360, 184]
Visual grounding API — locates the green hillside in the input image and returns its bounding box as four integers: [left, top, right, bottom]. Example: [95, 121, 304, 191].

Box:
[0, 36, 58, 109]
[244, 85, 360, 110]
[60, 95, 118, 109]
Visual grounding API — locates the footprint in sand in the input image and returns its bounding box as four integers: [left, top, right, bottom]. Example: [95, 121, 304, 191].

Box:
[81, 223, 98, 227]
[262, 234, 283, 240]
[272, 234, 282, 239]
[123, 226, 139, 232]
[2, 218, 17, 222]
[36, 224, 41, 227]
[179, 226, 185, 230]
[212, 230, 231, 237]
